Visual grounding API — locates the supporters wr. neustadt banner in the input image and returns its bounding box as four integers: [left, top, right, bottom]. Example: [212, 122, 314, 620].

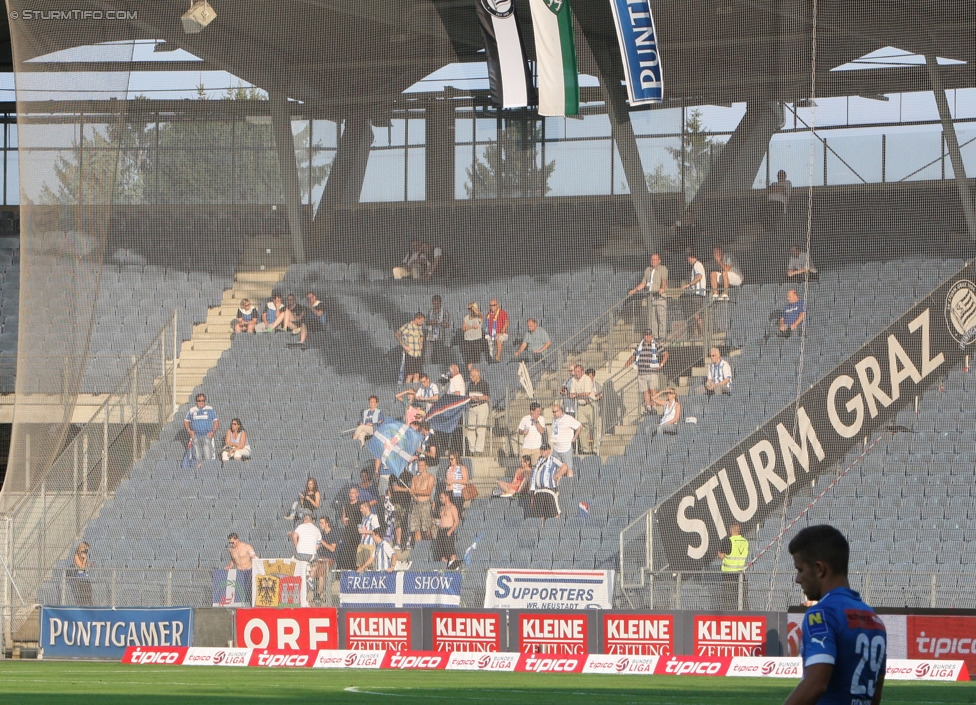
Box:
[475, 0, 534, 109]
[657, 264, 976, 571]
[607, 0, 663, 105]
[528, 0, 580, 116]
[484, 569, 613, 609]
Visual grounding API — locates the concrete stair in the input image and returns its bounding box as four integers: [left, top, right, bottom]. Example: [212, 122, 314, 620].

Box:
[174, 268, 287, 404]
[488, 308, 725, 463]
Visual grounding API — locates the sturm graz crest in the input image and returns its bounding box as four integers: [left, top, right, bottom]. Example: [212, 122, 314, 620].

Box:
[480, 0, 515, 18]
[944, 279, 976, 346]
[543, 0, 564, 13]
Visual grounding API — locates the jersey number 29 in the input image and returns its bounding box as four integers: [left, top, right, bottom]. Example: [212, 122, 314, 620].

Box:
[851, 633, 885, 697]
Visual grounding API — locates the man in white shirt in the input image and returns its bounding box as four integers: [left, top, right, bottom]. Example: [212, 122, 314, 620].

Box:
[682, 252, 708, 335]
[786, 244, 818, 282]
[549, 403, 582, 477]
[697, 347, 732, 396]
[446, 364, 466, 396]
[569, 365, 596, 454]
[415, 373, 440, 410]
[517, 402, 547, 466]
[358, 528, 398, 573]
[628, 253, 669, 340]
[356, 503, 381, 568]
[763, 169, 792, 232]
[288, 512, 322, 562]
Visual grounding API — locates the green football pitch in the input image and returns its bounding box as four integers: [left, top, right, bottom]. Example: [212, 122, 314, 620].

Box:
[0, 662, 973, 705]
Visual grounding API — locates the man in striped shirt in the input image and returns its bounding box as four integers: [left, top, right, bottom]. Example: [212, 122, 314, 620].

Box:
[697, 347, 732, 396]
[529, 444, 569, 523]
[358, 528, 398, 573]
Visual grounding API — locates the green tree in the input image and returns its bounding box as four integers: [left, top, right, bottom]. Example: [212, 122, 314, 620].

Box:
[39, 115, 153, 205]
[39, 84, 329, 205]
[644, 108, 725, 200]
[465, 120, 555, 199]
[644, 163, 680, 193]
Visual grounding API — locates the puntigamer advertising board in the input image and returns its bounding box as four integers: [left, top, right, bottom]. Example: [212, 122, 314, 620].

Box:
[41, 606, 193, 660]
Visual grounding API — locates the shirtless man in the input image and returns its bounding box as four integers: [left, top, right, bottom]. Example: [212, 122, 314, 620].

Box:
[225, 532, 257, 606]
[435, 489, 460, 569]
[409, 457, 436, 544]
[226, 533, 256, 571]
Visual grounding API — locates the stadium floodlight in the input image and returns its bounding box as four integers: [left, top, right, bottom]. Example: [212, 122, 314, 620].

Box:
[182, 0, 216, 34]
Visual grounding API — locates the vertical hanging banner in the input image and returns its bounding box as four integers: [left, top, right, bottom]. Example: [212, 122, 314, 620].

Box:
[608, 0, 663, 105]
[528, 0, 580, 116]
[476, 0, 534, 109]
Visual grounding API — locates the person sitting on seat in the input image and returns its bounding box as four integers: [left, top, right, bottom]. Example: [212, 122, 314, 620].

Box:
[786, 244, 818, 282]
[233, 298, 258, 334]
[352, 395, 385, 447]
[497, 455, 533, 498]
[777, 289, 807, 338]
[650, 388, 681, 434]
[221, 418, 251, 462]
[709, 247, 743, 300]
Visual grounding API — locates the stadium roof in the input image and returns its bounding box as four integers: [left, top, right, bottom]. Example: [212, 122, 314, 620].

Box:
[2, 0, 973, 115]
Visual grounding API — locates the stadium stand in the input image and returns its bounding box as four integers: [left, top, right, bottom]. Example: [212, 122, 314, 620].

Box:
[34, 254, 968, 612]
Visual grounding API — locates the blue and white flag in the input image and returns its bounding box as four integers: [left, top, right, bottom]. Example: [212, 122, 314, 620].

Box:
[340, 571, 462, 608]
[212, 568, 251, 607]
[368, 420, 424, 477]
[464, 531, 486, 566]
[425, 394, 471, 434]
[608, 0, 663, 105]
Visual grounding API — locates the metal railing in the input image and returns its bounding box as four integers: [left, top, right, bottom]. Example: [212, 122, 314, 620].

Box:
[8, 565, 338, 611]
[617, 569, 976, 613]
[500, 290, 727, 455]
[0, 312, 179, 644]
[5, 566, 972, 616]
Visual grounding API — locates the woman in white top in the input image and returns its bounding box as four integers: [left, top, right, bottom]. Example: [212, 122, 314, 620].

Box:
[221, 418, 251, 461]
[461, 302, 484, 370]
[445, 453, 469, 517]
[234, 298, 258, 334]
[652, 388, 681, 432]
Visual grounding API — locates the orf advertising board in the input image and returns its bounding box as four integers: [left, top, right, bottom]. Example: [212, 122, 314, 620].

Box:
[694, 615, 766, 656]
[602, 613, 674, 655]
[235, 607, 338, 650]
[40, 606, 192, 660]
[344, 610, 414, 651]
[517, 612, 593, 655]
[431, 611, 502, 652]
[908, 614, 976, 674]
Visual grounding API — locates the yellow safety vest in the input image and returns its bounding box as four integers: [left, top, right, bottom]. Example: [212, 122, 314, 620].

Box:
[721, 535, 748, 572]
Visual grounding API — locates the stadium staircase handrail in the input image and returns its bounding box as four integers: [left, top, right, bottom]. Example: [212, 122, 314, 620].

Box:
[1, 312, 179, 638]
[500, 291, 724, 452]
[4, 310, 179, 517]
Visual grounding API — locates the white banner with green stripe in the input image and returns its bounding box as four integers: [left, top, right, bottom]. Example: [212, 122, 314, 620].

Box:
[528, 0, 580, 116]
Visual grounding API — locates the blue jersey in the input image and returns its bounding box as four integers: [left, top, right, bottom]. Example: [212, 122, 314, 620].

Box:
[185, 405, 218, 435]
[801, 587, 886, 705]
